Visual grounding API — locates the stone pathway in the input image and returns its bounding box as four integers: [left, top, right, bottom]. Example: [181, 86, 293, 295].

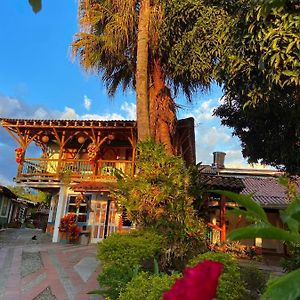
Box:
[0, 229, 102, 300]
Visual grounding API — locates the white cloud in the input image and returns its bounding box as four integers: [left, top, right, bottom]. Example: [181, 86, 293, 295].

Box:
[121, 102, 136, 120]
[83, 95, 92, 111]
[80, 113, 125, 120]
[199, 126, 231, 148]
[183, 98, 219, 124]
[60, 107, 79, 119]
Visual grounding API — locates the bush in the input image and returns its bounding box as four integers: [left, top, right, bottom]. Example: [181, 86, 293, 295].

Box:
[25, 223, 35, 229]
[119, 272, 180, 300]
[189, 252, 247, 300]
[239, 264, 269, 300]
[282, 242, 300, 272]
[97, 230, 164, 300]
[98, 229, 164, 267]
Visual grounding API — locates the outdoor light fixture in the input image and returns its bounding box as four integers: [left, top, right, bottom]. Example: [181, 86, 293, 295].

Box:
[77, 135, 86, 144]
[41, 135, 49, 143]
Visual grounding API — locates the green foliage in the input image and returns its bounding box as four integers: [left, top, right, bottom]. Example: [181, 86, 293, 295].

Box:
[159, 0, 231, 99]
[8, 186, 50, 204]
[96, 230, 163, 299]
[119, 272, 180, 300]
[215, 187, 300, 300]
[214, 0, 300, 173]
[97, 230, 164, 267]
[25, 223, 35, 229]
[239, 264, 269, 299]
[28, 0, 42, 13]
[112, 140, 207, 268]
[282, 242, 300, 272]
[214, 94, 300, 174]
[189, 252, 247, 300]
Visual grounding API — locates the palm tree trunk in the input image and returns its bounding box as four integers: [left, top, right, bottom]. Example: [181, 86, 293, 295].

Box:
[149, 58, 176, 154]
[136, 0, 151, 141]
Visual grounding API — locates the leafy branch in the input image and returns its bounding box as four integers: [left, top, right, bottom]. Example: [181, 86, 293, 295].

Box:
[213, 186, 300, 300]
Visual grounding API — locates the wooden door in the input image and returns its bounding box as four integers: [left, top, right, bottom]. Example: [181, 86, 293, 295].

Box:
[89, 200, 117, 243]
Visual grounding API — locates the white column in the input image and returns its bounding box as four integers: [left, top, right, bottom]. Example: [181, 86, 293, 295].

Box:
[52, 185, 67, 243]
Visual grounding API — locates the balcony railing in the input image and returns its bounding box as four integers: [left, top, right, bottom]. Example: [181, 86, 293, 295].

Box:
[19, 158, 133, 180]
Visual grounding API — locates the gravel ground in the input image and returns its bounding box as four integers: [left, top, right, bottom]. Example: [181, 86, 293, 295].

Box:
[22, 251, 43, 277]
[34, 287, 57, 300]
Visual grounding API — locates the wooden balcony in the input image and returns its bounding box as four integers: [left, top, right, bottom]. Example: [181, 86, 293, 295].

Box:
[17, 158, 134, 182]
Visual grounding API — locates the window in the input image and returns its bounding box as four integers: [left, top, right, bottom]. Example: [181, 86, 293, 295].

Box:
[66, 195, 90, 223]
[0, 197, 10, 217]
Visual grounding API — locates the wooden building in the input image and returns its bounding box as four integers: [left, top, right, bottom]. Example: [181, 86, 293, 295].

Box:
[0, 117, 195, 243]
[198, 152, 297, 254]
[0, 186, 17, 228]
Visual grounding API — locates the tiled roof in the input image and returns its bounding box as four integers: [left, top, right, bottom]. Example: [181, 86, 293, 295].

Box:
[72, 181, 117, 192]
[198, 173, 300, 209]
[0, 118, 136, 128]
[198, 174, 245, 192]
[241, 177, 300, 208]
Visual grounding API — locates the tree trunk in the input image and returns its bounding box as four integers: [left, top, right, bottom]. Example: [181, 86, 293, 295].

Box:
[149, 58, 176, 154]
[136, 0, 151, 141]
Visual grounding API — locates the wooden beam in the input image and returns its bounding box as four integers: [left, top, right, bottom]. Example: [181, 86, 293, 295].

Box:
[220, 195, 226, 242]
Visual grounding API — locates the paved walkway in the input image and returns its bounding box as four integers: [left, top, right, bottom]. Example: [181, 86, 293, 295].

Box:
[0, 228, 102, 300]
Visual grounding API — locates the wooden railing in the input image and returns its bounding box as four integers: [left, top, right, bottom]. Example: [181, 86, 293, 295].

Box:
[19, 158, 133, 180]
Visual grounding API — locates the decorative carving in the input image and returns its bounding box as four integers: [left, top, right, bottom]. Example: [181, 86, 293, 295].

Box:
[15, 147, 23, 163]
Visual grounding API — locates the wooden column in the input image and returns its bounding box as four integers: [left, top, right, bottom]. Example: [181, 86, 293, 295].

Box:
[52, 185, 67, 243]
[220, 195, 226, 242]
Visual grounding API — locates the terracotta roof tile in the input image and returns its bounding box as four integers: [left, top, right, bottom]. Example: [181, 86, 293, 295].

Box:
[197, 174, 245, 192]
[241, 177, 300, 208]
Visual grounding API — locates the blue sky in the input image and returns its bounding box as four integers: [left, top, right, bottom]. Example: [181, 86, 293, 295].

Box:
[0, 0, 259, 185]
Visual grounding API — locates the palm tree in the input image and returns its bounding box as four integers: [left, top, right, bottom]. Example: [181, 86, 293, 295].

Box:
[136, 0, 151, 141]
[72, 0, 176, 152]
[72, 0, 230, 153]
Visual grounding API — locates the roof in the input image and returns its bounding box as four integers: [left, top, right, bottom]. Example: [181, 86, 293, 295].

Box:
[0, 186, 17, 199]
[197, 174, 245, 192]
[0, 118, 136, 129]
[241, 177, 300, 209]
[198, 172, 300, 209]
[72, 181, 117, 192]
[199, 165, 283, 177]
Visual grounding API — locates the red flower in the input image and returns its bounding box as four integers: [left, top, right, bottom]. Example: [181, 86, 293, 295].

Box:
[163, 260, 223, 300]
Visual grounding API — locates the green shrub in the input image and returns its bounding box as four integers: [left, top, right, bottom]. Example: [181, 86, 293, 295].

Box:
[282, 242, 300, 272]
[189, 252, 247, 300]
[25, 223, 35, 229]
[239, 264, 269, 299]
[119, 272, 180, 300]
[98, 229, 164, 267]
[97, 230, 164, 300]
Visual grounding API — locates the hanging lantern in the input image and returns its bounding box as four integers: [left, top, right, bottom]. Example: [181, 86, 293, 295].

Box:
[77, 135, 86, 144]
[15, 148, 23, 163]
[41, 135, 49, 143]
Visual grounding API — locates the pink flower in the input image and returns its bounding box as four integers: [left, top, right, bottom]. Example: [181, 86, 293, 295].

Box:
[163, 260, 223, 300]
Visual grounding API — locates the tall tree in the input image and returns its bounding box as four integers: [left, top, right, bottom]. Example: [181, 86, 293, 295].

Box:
[136, 0, 151, 141]
[214, 0, 300, 173]
[72, 0, 229, 153]
[72, 0, 176, 151]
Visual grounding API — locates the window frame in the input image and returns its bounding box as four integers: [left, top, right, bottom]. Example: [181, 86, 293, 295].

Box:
[0, 196, 10, 218]
[65, 194, 91, 224]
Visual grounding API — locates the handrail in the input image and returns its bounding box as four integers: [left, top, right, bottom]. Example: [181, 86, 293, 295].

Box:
[19, 158, 133, 179]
